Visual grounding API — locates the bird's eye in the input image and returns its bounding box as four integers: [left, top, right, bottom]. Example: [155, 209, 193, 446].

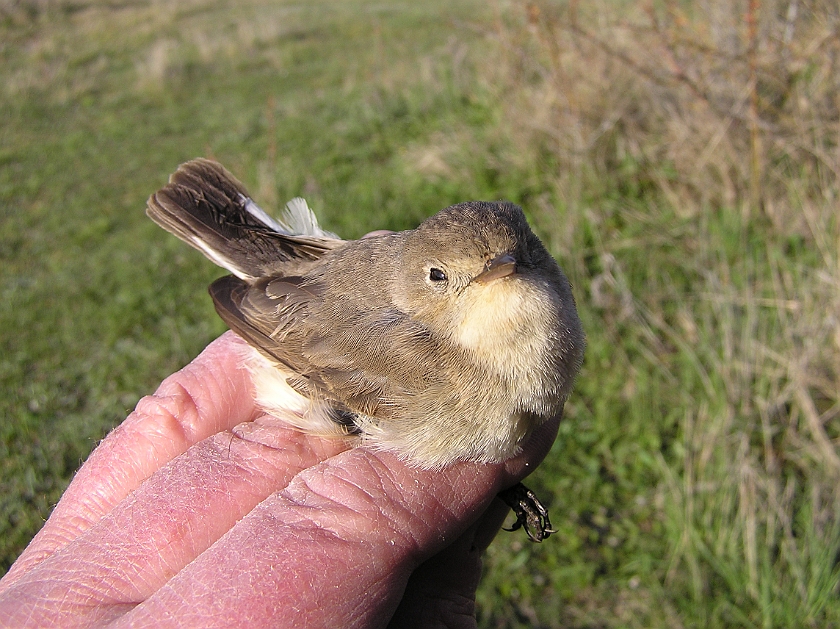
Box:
[428, 268, 447, 282]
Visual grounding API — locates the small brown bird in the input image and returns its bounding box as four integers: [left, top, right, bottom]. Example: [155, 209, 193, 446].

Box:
[147, 159, 585, 541]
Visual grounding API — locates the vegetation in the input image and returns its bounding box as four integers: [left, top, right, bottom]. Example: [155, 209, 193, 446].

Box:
[2, 0, 838, 626]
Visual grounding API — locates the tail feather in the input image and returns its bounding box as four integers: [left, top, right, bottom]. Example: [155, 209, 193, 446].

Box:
[146, 159, 340, 279]
[283, 197, 337, 239]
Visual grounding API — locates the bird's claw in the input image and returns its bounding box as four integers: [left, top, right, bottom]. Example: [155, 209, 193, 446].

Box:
[498, 482, 556, 543]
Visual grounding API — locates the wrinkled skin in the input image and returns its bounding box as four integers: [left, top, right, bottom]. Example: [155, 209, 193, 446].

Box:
[0, 332, 559, 629]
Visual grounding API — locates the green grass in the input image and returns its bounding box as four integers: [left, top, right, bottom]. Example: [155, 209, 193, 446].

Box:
[2, 0, 839, 626]
[0, 0, 495, 572]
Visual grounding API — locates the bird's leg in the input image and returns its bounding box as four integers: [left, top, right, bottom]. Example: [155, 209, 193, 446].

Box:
[498, 482, 556, 543]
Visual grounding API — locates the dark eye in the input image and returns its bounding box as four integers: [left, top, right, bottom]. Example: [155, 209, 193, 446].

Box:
[428, 267, 447, 282]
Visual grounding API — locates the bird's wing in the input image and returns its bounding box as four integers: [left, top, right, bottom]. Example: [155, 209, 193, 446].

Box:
[209, 274, 444, 420]
[147, 158, 341, 279]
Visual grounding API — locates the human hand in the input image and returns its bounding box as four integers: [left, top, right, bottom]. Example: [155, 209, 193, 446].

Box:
[0, 332, 559, 628]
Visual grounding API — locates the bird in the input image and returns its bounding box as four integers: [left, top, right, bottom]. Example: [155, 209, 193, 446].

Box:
[146, 158, 585, 541]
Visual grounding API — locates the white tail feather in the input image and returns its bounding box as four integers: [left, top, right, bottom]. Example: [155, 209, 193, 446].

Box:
[240, 195, 287, 234]
[283, 197, 338, 238]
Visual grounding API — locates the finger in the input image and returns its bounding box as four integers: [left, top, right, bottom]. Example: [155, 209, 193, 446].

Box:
[386, 499, 510, 629]
[1, 412, 559, 627]
[109, 425, 558, 629]
[502, 412, 561, 485]
[112, 452, 496, 628]
[361, 229, 396, 238]
[1, 332, 257, 587]
[0, 418, 349, 628]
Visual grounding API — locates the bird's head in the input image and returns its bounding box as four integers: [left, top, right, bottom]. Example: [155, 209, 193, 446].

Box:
[392, 201, 585, 391]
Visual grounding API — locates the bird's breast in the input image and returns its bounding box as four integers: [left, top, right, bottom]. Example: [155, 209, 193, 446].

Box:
[453, 275, 559, 397]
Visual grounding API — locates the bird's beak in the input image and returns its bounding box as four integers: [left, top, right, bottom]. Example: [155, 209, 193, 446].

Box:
[473, 253, 517, 284]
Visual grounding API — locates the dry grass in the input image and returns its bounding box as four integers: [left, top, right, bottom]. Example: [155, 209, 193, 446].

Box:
[485, 0, 839, 220]
[470, 0, 840, 625]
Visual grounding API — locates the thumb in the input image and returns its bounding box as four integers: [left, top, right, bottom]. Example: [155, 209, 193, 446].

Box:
[386, 498, 510, 629]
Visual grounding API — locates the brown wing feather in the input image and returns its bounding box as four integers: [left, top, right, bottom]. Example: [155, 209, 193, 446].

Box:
[209, 273, 445, 421]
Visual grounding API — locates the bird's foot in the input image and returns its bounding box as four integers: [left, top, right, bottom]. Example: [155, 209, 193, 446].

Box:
[498, 482, 556, 543]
